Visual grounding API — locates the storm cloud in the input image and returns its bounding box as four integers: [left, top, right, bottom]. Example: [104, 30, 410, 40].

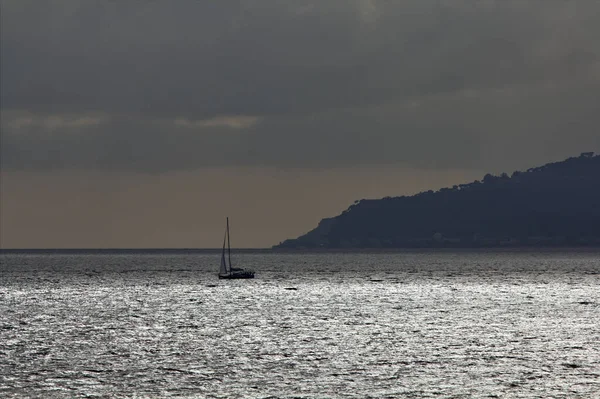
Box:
[2, 0, 600, 172]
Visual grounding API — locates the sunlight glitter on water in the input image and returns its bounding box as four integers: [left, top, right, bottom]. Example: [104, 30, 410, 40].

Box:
[1, 251, 599, 398]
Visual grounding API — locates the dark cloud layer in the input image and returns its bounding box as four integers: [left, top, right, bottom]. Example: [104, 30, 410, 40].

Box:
[2, 0, 599, 172]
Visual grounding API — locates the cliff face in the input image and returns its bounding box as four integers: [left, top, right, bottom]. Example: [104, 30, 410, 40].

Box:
[274, 153, 600, 248]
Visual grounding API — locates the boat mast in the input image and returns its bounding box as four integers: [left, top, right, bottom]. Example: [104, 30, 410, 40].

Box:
[227, 217, 232, 271]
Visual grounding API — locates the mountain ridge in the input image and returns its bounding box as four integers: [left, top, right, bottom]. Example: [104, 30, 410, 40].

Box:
[274, 152, 600, 249]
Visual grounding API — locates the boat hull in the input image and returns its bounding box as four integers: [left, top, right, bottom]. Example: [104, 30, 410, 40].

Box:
[218, 272, 255, 279]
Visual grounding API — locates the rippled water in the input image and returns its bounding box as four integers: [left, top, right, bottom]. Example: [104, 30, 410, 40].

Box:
[1, 250, 599, 398]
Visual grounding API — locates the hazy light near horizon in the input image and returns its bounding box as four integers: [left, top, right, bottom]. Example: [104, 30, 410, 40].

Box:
[0, 167, 484, 248]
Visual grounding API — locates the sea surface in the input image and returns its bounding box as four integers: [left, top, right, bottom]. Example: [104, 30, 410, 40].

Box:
[1, 250, 599, 398]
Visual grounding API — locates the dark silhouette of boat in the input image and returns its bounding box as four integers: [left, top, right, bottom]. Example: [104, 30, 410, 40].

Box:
[218, 217, 255, 279]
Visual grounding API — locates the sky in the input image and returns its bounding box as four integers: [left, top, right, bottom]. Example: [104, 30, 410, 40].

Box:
[1, 0, 599, 248]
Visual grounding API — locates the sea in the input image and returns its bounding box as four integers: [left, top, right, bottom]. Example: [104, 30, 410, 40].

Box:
[1, 250, 599, 399]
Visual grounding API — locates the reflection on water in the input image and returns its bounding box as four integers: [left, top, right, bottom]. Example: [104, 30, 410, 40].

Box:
[1, 251, 599, 398]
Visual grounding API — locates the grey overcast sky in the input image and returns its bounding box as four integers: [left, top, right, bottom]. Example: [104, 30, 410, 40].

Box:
[1, 0, 599, 248]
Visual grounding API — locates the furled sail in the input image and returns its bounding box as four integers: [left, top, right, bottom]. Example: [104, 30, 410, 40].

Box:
[219, 230, 228, 275]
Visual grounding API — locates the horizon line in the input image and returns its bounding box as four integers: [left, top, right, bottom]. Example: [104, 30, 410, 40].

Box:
[0, 247, 273, 252]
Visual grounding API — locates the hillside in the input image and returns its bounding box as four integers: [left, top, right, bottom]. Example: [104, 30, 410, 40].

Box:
[274, 152, 600, 248]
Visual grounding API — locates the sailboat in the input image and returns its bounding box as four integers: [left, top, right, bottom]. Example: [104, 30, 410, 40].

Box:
[218, 217, 255, 279]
